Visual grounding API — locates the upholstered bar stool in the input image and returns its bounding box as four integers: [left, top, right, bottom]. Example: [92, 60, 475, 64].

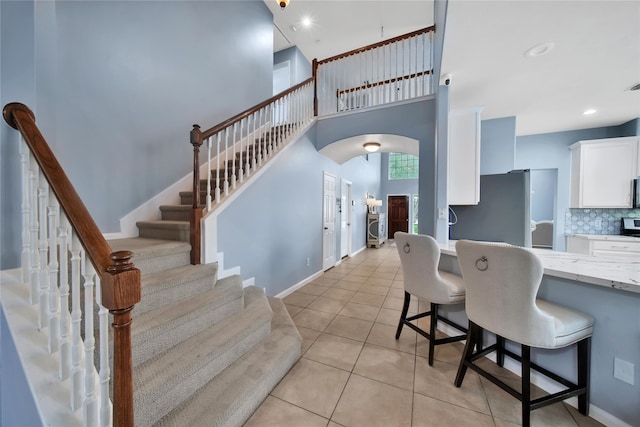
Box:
[454, 240, 594, 427]
[394, 232, 468, 365]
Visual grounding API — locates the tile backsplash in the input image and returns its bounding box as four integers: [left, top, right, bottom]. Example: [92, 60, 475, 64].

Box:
[565, 208, 640, 235]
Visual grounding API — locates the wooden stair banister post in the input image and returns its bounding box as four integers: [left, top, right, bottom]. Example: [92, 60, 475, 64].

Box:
[190, 124, 203, 265]
[102, 251, 141, 427]
[312, 58, 318, 117]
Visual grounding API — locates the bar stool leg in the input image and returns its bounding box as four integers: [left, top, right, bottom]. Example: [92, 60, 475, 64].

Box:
[578, 337, 591, 416]
[455, 321, 479, 387]
[395, 291, 411, 339]
[428, 302, 438, 365]
[521, 344, 531, 427]
[496, 335, 505, 367]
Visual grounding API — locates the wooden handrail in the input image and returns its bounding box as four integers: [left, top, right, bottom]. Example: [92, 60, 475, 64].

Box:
[336, 69, 433, 96]
[200, 76, 314, 140]
[317, 25, 434, 65]
[3, 102, 140, 427]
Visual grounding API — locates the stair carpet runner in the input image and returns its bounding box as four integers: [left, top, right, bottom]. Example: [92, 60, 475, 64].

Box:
[106, 236, 301, 427]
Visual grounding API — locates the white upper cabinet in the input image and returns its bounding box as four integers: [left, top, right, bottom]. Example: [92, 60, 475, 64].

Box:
[448, 108, 482, 205]
[569, 137, 639, 208]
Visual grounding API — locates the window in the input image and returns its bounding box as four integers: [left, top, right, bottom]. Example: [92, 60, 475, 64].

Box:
[389, 153, 418, 180]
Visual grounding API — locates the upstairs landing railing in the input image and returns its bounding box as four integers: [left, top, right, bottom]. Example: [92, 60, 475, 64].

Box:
[189, 26, 435, 264]
[3, 103, 140, 427]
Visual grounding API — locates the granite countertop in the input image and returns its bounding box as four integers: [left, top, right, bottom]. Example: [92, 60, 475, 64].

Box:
[567, 234, 640, 242]
[439, 240, 640, 294]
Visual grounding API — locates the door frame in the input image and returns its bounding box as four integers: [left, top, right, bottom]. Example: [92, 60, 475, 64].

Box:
[340, 179, 353, 258]
[322, 172, 338, 271]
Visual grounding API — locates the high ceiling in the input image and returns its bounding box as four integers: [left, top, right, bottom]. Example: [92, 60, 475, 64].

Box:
[265, 0, 640, 136]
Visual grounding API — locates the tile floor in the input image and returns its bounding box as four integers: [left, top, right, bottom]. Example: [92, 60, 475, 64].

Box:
[245, 243, 603, 427]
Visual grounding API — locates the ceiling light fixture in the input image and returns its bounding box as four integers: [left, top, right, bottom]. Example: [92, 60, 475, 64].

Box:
[277, 0, 289, 10]
[363, 142, 381, 152]
[583, 109, 597, 115]
[524, 42, 554, 58]
[302, 16, 312, 28]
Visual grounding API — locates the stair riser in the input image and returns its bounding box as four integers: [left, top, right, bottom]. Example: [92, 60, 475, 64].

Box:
[133, 294, 244, 367]
[135, 321, 271, 427]
[139, 226, 189, 242]
[132, 251, 190, 275]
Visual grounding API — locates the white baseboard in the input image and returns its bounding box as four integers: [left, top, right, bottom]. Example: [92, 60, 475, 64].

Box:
[275, 270, 323, 299]
[242, 277, 255, 288]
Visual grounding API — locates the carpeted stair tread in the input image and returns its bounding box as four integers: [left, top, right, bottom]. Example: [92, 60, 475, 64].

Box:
[133, 286, 273, 427]
[155, 296, 301, 427]
[137, 220, 190, 242]
[131, 275, 244, 367]
[108, 237, 191, 274]
[134, 263, 219, 316]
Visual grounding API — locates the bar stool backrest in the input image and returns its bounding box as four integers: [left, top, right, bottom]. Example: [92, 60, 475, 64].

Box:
[455, 240, 556, 348]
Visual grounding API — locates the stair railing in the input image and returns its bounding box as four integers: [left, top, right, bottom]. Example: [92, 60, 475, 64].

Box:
[188, 78, 315, 264]
[3, 103, 140, 427]
[187, 26, 435, 264]
[315, 26, 435, 116]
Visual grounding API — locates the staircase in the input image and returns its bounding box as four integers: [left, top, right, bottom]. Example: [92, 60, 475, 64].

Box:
[106, 235, 301, 426]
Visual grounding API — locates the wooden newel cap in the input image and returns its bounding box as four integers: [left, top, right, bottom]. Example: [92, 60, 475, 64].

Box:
[191, 124, 203, 147]
[3, 102, 36, 130]
[107, 250, 135, 273]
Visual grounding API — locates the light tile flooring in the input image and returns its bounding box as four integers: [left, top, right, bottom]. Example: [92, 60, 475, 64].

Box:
[245, 243, 603, 427]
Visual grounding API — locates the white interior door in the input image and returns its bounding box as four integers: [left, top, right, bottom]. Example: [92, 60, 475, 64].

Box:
[323, 172, 337, 270]
[340, 179, 352, 258]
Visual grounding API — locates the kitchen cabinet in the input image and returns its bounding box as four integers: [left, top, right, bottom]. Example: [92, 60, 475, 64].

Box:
[367, 213, 386, 248]
[448, 108, 481, 205]
[566, 234, 640, 261]
[569, 137, 639, 208]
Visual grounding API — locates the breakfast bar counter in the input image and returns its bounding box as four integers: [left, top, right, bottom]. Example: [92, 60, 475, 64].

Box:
[435, 240, 640, 425]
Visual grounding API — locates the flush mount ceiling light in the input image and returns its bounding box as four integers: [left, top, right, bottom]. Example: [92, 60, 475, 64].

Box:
[524, 42, 554, 58]
[583, 109, 597, 115]
[363, 142, 381, 152]
[277, 0, 289, 9]
[301, 16, 312, 28]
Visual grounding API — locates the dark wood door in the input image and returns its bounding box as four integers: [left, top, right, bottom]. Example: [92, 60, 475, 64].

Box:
[388, 196, 409, 238]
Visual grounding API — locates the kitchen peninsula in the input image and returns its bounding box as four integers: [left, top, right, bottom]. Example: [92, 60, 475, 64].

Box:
[436, 240, 639, 426]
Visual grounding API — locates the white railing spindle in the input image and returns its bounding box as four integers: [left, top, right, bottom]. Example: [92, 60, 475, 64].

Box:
[82, 255, 98, 427]
[20, 139, 31, 284]
[47, 195, 60, 354]
[206, 136, 212, 210]
[95, 275, 113, 427]
[58, 214, 72, 381]
[215, 132, 221, 204]
[70, 233, 84, 411]
[38, 171, 49, 330]
[29, 160, 39, 305]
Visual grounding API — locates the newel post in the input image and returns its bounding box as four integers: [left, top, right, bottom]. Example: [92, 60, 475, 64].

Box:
[190, 125, 203, 265]
[101, 251, 141, 427]
[312, 58, 318, 117]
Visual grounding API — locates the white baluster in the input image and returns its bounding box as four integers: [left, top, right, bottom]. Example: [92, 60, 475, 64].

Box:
[29, 160, 40, 305]
[20, 139, 31, 284]
[48, 196, 60, 353]
[231, 122, 237, 189]
[252, 112, 258, 170]
[82, 256, 98, 426]
[215, 132, 221, 204]
[244, 117, 250, 178]
[206, 136, 212, 210]
[70, 234, 84, 411]
[95, 275, 112, 427]
[223, 128, 230, 197]
[239, 118, 244, 182]
[38, 171, 49, 329]
[257, 109, 263, 167]
[414, 35, 419, 98]
[58, 214, 72, 380]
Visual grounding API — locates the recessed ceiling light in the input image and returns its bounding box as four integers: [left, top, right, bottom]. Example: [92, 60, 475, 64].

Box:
[524, 42, 555, 58]
[301, 16, 312, 28]
[583, 109, 597, 115]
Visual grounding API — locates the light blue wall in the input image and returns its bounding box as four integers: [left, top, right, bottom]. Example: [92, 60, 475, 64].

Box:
[1, 0, 274, 269]
[0, 0, 36, 270]
[515, 120, 636, 250]
[217, 129, 381, 296]
[480, 116, 516, 175]
[530, 169, 556, 221]
[274, 46, 312, 88]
